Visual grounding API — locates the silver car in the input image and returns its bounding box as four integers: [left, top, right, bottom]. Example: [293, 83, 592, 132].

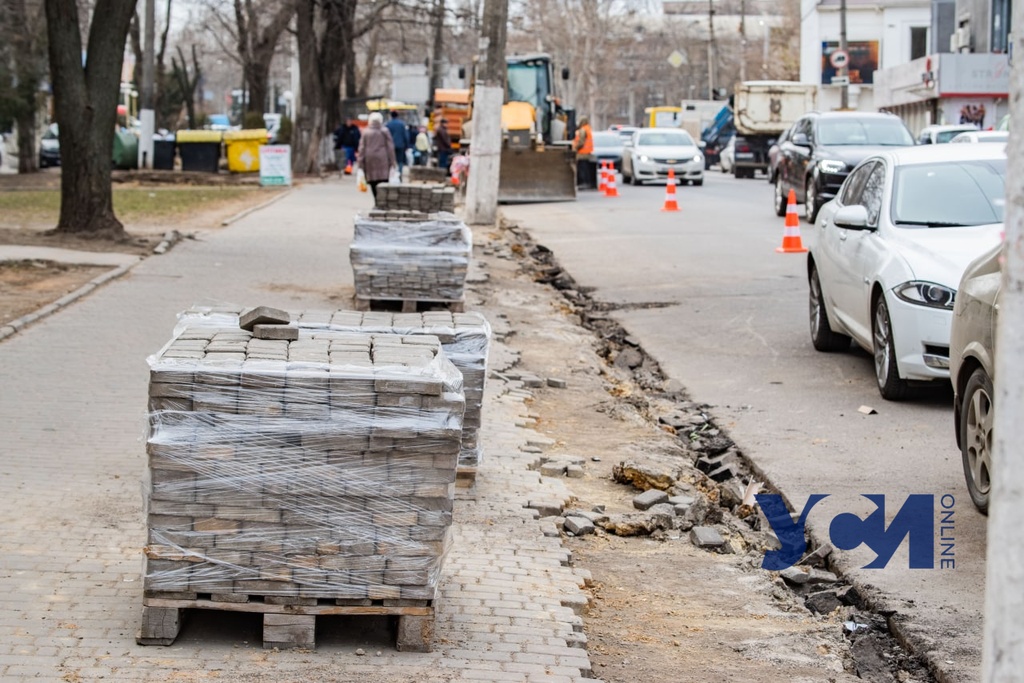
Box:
[950, 243, 1002, 514]
[621, 128, 704, 186]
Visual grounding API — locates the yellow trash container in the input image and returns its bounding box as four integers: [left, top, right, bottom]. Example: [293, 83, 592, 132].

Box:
[224, 129, 268, 173]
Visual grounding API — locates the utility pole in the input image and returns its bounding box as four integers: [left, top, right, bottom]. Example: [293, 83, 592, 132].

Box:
[983, 7, 1024, 676]
[839, 0, 849, 110]
[739, 0, 746, 83]
[707, 0, 716, 99]
[138, 0, 156, 169]
[464, 0, 507, 225]
[428, 0, 447, 109]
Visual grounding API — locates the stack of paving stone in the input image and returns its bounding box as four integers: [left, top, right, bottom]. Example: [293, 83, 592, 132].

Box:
[375, 183, 455, 213]
[408, 167, 450, 184]
[175, 306, 491, 470]
[349, 212, 471, 304]
[143, 314, 465, 603]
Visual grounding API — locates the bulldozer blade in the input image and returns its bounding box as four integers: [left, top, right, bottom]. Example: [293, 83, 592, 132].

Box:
[498, 146, 577, 203]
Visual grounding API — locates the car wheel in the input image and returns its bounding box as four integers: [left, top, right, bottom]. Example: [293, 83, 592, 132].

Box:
[774, 177, 787, 217]
[806, 177, 821, 223]
[960, 367, 993, 514]
[872, 295, 913, 400]
[809, 265, 850, 352]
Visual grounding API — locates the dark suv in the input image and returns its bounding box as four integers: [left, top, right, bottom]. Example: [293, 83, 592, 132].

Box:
[773, 111, 915, 221]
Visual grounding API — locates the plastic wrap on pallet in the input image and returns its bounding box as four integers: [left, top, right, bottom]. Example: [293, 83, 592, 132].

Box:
[175, 306, 490, 469]
[143, 328, 464, 600]
[349, 213, 471, 303]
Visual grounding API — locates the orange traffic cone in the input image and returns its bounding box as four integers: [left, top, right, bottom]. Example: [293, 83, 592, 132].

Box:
[776, 189, 808, 253]
[661, 169, 680, 212]
[598, 161, 609, 194]
[604, 164, 619, 197]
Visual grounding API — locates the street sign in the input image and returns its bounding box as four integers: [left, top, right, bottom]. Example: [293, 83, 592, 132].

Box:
[667, 50, 686, 69]
[830, 49, 849, 69]
[830, 76, 850, 86]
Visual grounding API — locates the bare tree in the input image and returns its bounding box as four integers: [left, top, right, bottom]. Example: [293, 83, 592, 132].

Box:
[130, 0, 176, 128]
[172, 44, 203, 129]
[45, 0, 138, 238]
[0, 0, 48, 173]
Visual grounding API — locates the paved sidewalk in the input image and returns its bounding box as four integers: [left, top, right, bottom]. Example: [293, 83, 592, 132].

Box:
[0, 180, 598, 682]
[0, 245, 140, 267]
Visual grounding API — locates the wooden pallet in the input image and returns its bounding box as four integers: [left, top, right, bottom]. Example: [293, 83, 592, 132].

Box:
[455, 466, 477, 488]
[136, 594, 435, 652]
[353, 296, 465, 313]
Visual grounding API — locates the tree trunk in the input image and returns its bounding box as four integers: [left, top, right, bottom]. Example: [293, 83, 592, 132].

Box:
[292, 0, 323, 173]
[45, 0, 137, 239]
[7, 0, 43, 174]
[16, 111, 37, 174]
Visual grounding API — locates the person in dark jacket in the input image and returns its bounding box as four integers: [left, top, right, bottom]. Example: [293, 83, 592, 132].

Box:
[434, 118, 452, 171]
[358, 112, 397, 203]
[336, 118, 361, 173]
[385, 110, 410, 178]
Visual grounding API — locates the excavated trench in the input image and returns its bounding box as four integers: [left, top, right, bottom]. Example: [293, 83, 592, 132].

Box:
[499, 217, 937, 683]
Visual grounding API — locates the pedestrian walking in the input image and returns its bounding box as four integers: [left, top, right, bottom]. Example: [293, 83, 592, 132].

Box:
[573, 115, 596, 189]
[385, 110, 410, 178]
[414, 126, 431, 166]
[338, 118, 361, 174]
[357, 112, 397, 204]
[434, 118, 453, 171]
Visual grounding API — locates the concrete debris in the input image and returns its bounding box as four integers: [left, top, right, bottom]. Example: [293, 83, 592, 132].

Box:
[690, 526, 725, 549]
[780, 566, 811, 585]
[807, 568, 840, 584]
[612, 461, 677, 491]
[707, 463, 739, 482]
[695, 450, 739, 474]
[566, 464, 585, 478]
[547, 378, 568, 389]
[804, 590, 842, 615]
[858, 405, 879, 415]
[633, 489, 669, 511]
[844, 620, 872, 634]
[526, 499, 564, 517]
[837, 585, 863, 607]
[521, 375, 545, 388]
[668, 495, 695, 508]
[851, 633, 894, 683]
[613, 347, 644, 370]
[598, 512, 673, 537]
[540, 461, 570, 477]
[564, 516, 596, 536]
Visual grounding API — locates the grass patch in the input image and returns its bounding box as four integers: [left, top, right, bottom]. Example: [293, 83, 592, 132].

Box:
[0, 187, 271, 227]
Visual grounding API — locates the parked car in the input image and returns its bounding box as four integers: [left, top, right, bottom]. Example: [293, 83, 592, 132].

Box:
[719, 136, 735, 174]
[949, 130, 1009, 144]
[774, 111, 915, 222]
[207, 114, 232, 131]
[807, 144, 1006, 400]
[918, 124, 979, 145]
[39, 123, 60, 167]
[621, 128, 704, 186]
[591, 131, 625, 171]
[767, 123, 794, 184]
[609, 124, 638, 140]
[950, 243, 1002, 514]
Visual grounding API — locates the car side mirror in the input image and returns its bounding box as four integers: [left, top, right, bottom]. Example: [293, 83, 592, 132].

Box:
[698, 140, 707, 149]
[791, 132, 810, 147]
[833, 204, 872, 230]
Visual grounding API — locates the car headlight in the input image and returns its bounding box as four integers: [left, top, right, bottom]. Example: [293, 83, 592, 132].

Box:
[818, 159, 846, 174]
[639, 154, 650, 163]
[893, 281, 956, 309]
[692, 154, 702, 163]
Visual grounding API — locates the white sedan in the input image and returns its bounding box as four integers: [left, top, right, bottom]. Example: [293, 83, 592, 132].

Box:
[807, 144, 1006, 400]
[621, 128, 704, 186]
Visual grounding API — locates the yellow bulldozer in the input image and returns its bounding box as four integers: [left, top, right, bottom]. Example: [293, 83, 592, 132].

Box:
[463, 53, 578, 203]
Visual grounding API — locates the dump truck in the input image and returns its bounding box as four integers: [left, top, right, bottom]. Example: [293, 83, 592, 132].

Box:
[463, 53, 578, 203]
[729, 81, 817, 178]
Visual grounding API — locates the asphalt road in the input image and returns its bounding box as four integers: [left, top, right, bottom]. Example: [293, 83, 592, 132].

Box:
[504, 169, 986, 681]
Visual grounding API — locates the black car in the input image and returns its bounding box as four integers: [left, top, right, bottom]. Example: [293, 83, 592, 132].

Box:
[773, 112, 915, 221]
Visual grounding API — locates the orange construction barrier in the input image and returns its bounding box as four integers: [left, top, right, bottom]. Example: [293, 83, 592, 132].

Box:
[598, 161, 609, 194]
[776, 189, 808, 253]
[604, 164, 619, 197]
[661, 168, 680, 212]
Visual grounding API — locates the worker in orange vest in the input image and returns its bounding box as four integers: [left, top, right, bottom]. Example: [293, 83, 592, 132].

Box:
[573, 116, 597, 190]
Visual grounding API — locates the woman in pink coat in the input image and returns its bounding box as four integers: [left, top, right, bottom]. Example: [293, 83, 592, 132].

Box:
[357, 112, 397, 203]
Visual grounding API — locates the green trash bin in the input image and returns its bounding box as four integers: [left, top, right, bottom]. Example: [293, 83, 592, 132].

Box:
[113, 130, 139, 170]
[177, 130, 223, 173]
